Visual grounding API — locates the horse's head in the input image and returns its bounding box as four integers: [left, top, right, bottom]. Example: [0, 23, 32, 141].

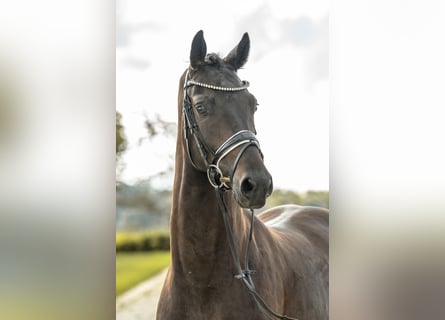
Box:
[180, 30, 273, 209]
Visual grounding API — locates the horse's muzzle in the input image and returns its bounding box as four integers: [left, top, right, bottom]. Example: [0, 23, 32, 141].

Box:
[234, 170, 273, 209]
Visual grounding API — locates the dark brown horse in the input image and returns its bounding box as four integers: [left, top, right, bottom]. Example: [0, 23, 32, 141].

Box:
[156, 31, 328, 320]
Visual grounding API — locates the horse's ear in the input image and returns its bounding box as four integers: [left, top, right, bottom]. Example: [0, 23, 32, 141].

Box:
[190, 30, 207, 69]
[224, 32, 250, 70]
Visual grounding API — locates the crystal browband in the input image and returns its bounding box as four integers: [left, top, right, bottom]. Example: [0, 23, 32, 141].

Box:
[187, 79, 250, 92]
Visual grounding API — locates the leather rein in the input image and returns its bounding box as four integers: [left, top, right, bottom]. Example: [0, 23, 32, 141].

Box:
[182, 70, 298, 320]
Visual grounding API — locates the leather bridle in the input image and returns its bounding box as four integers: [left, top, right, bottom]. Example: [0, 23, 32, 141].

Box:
[182, 69, 298, 320]
[182, 70, 261, 190]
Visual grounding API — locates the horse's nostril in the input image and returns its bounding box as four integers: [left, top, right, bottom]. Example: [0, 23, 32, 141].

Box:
[241, 178, 256, 197]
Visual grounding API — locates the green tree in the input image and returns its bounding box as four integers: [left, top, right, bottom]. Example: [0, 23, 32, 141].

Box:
[303, 190, 329, 208]
[265, 189, 303, 209]
[262, 189, 329, 211]
[138, 113, 176, 146]
[116, 111, 127, 159]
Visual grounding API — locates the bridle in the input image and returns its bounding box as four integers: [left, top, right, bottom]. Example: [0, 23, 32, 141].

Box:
[182, 70, 261, 190]
[181, 69, 298, 320]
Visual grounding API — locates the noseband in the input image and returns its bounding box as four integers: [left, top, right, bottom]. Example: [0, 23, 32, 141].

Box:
[181, 70, 297, 320]
[182, 70, 262, 190]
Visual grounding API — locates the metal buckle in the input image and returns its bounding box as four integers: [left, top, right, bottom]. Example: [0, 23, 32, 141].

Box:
[207, 164, 230, 189]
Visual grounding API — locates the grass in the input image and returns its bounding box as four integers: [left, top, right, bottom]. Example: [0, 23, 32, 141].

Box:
[116, 251, 171, 296]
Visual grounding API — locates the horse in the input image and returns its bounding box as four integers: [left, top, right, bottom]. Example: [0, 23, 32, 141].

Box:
[156, 30, 329, 320]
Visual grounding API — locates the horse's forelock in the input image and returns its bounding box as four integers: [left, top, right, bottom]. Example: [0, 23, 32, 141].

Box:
[204, 53, 223, 68]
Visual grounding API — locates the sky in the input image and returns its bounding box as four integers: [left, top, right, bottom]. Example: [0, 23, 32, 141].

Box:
[116, 0, 329, 192]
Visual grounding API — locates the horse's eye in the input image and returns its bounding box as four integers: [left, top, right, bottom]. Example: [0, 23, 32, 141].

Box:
[195, 104, 207, 116]
[254, 103, 259, 112]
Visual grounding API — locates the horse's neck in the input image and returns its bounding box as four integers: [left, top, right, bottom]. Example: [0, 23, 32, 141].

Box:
[170, 156, 249, 285]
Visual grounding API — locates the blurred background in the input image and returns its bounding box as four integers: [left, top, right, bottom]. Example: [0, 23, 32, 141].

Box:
[0, 1, 115, 319]
[1, 1, 445, 320]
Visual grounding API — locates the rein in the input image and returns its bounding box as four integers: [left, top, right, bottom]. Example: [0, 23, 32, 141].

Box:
[182, 70, 298, 320]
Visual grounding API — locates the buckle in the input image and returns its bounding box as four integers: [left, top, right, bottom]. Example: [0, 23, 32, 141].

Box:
[207, 165, 230, 189]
